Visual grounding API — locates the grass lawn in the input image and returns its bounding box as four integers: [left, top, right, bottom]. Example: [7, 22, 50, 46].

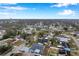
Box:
[48, 47, 58, 56]
[71, 50, 79, 56]
[69, 39, 78, 50]
[13, 40, 24, 46]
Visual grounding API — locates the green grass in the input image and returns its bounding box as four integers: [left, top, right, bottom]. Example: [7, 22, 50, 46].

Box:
[14, 40, 24, 46]
[69, 39, 78, 50]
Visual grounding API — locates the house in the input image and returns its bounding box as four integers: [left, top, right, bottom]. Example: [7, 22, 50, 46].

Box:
[71, 31, 79, 37]
[38, 37, 48, 43]
[29, 43, 44, 55]
[33, 36, 38, 41]
[15, 35, 24, 41]
[18, 47, 30, 53]
[56, 35, 70, 42]
[58, 42, 71, 56]
[22, 28, 33, 35]
[0, 30, 6, 39]
[56, 37, 69, 42]
[73, 31, 79, 37]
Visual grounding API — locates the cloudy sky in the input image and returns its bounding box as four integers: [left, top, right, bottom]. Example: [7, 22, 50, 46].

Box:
[0, 3, 79, 19]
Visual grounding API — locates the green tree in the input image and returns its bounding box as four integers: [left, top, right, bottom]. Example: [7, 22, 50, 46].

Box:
[0, 45, 13, 55]
[63, 27, 68, 31]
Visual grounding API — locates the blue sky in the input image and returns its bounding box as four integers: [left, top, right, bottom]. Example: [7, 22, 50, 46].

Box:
[0, 3, 79, 19]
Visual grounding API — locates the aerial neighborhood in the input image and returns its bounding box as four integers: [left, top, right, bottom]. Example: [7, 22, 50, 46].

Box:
[0, 19, 79, 56]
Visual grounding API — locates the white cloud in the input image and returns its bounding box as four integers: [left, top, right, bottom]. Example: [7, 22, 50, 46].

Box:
[0, 3, 28, 10]
[5, 3, 17, 4]
[58, 10, 75, 15]
[0, 3, 36, 11]
[1, 6, 28, 10]
[0, 12, 17, 19]
[0, 3, 17, 6]
[50, 3, 77, 7]
[0, 6, 36, 11]
[0, 12, 9, 15]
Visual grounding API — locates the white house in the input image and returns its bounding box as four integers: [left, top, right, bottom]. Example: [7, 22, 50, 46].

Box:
[0, 30, 6, 39]
[56, 35, 70, 42]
